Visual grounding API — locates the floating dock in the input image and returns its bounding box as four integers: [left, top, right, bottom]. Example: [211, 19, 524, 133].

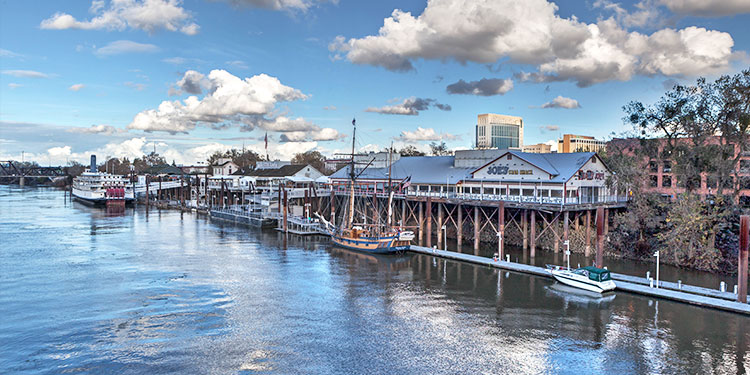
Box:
[407, 245, 750, 315]
[210, 208, 276, 228]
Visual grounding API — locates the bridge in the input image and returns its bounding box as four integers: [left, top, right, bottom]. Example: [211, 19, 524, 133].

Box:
[0, 161, 68, 185]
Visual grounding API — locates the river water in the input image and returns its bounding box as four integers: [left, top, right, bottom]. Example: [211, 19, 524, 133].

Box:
[1, 186, 748, 374]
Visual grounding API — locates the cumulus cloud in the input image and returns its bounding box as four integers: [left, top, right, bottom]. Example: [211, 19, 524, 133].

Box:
[446, 78, 513, 96]
[2, 70, 49, 78]
[323, 105, 337, 110]
[540, 124, 560, 132]
[330, 0, 739, 86]
[660, 0, 750, 16]
[365, 97, 451, 115]
[169, 70, 209, 95]
[127, 69, 339, 143]
[66, 124, 125, 135]
[40, 0, 200, 35]
[95, 40, 159, 56]
[125, 81, 148, 91]
[395, 126, 459, 142]
[69, 83, 85, 91]
[541, 95, 580, 109]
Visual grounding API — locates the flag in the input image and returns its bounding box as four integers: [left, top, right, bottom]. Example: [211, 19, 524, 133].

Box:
[264, 132, 268, 151]
[352, 118, 356, 126]
[401, 175, 411, 189]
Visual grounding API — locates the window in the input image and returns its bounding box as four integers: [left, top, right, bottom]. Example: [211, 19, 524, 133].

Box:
[741, 176, 750, 190]
[522, 189, 534, 196]
[507, 155, 512, 160]
[663, 161, 672, 173]
[483, 188, 494, 195]
[509, 188, 519, 196]
[649, 161, 658, 173]
[662, 175, 672, 187]
[649, 175, 658, 187]
[550, 190, 562, 198]
[741, 160, 750, 173]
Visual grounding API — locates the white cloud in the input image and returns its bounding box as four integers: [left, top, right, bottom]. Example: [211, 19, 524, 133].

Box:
[0, 49, 23, 59]
[66, 124, 125, 135]
[128, 69, 308, 134]
[8, 83, 23, 89]
[541, 95, 580, 109]
[323, 105, 337, 110]
[395, 126, 459, 142]
[219, 0, 330, 12]
[330, 0, 739, 86]
[124, 81, 148, 91]
[169, 70, 209, 95]
[41, 0, 199, 35]
[365, 97, 451, 115]
[545, 139, 559, 152]
[95, 40, 159, 56]
[2, 70, 49, 78]
[446, 78, 513, 96]
[660, 0, 750, 16]
[226, 60, 249, 69]
[69, 83, 85, 91]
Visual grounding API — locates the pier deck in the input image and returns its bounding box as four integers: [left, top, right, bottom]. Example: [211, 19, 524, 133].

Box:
[408, 245, 750, 315]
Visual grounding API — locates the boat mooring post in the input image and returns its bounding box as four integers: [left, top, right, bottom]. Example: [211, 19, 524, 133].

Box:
[654, 250, 660, 288]
[739, 215, 749, 303]
[530, 210, 536, 257]
[283, 187, 288, 233]
[426, 198, 432, 248]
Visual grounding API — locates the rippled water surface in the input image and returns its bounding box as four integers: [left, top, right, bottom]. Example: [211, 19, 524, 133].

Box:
[1, 186, 748, 374]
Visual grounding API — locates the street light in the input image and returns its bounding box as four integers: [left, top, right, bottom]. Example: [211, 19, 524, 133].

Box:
[564, 240, 570, 270]
[654, 251, 660, 288]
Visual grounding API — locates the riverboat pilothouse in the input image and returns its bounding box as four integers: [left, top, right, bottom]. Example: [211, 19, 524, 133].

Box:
[72, 155, 135, 205]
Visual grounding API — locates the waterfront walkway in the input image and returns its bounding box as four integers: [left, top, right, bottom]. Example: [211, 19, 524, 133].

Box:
[408, 245, 750, 315]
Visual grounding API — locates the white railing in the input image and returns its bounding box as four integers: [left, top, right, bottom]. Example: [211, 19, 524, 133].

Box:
[329, 187, 628, 206]
[133, 180, 184, 193]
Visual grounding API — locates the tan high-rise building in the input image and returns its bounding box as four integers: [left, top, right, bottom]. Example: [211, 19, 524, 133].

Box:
[558, 134, 605, 153]
[522, 143, 552, 153]
[475, 114, 523, 150]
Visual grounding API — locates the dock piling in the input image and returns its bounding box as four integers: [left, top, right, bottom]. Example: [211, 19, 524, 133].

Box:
[739, 215, 749, 303]
[596, 206, 604, 267]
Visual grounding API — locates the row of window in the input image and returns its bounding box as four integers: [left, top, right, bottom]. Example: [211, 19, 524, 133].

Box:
[648, 174, 750, 190]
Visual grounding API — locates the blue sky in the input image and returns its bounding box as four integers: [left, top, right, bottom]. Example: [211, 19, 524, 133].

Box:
[1, 0, 749, 165]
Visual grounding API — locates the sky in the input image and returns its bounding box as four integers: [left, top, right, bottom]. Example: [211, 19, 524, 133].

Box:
[1, 0, 749, 166]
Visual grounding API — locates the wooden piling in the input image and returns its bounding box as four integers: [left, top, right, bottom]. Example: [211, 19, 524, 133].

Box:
[418, 200, 424, 246]
[145, 175, 150, 207]
[457, 204, 463, 249]
[400, 199, 406, 229]
[604, 208, 609, 235]
[585, 210, 591, 257]
[522, 209, 528, 250]
[283, 188, 288, 233]
[426, 198, 432, 248]
[437, 203, 443, 249]
[498, 201, 504, 259]
[473, 206, 480, 252]
[530, 210, 536, 257]
[330, 189, 336, 225]
[739, 215, 749, 303]
[596, 207, 604, 267]
[563, 210, 569, 245]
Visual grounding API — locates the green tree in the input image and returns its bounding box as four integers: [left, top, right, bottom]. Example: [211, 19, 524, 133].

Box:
[292, 150, 326, 172]
[399, 145, 425, 156]
[429, 141, 452, 156]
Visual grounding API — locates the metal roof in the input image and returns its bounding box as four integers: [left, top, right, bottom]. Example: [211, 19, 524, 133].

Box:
[330, 156, 474, 185]
[471, 151, 598, 183]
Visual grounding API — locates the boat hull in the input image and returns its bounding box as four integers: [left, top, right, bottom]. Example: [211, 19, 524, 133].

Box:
[72, 194, 134, 206]
[550, 271, 616, 293]
[331, 235, 410, 254]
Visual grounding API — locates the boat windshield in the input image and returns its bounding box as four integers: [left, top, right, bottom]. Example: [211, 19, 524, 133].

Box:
[587, 271, 611, 282]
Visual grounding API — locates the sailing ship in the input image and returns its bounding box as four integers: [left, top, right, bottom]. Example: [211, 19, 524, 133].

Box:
[72, 155, 135, 205]
[319, 119, 414, 254]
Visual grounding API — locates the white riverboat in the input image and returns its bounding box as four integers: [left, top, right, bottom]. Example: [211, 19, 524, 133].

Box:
[72, 155, 134, 205]
[546, 265, 616, 293]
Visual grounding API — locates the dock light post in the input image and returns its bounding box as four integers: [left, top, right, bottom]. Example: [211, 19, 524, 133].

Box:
[441, 225, 447, 250]
[654, 251, 660, 288]
[564, 240, 570, 270]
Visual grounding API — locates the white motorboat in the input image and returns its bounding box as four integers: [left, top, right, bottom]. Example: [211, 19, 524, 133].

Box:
[546, 265, 616, 293]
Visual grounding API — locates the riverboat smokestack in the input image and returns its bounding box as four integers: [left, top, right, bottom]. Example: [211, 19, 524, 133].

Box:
[90, 155, 96, 173]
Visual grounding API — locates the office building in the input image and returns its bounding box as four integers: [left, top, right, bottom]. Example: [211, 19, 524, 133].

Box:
[558, 134, 605, 153]
[475, 114, 523, 150]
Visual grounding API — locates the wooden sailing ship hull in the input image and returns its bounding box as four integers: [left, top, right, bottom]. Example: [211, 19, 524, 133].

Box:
[331, 234, 410, 254]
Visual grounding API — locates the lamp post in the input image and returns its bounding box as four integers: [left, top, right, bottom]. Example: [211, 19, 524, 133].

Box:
[654, 250, 660, 288]
[497, 231, 503, 260]
[564, 240, 570, 270]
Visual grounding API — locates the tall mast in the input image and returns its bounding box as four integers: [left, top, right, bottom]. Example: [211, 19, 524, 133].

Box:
[348, 118, 356, 228]
[388, 142, 395, 228]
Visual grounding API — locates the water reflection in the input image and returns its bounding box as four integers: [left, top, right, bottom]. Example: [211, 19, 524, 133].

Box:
[0, 186, 748, 374]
